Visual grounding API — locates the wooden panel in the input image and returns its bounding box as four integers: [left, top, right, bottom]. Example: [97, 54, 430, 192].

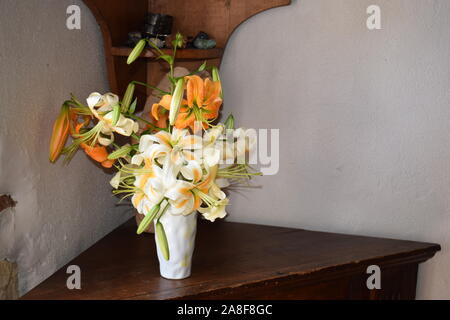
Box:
[83, 0, 291, 97]
[148, 0, 291, 47]
[22, 219, 440, 300]
[83, 0, 149, 93]
[83, 0, 148, 46]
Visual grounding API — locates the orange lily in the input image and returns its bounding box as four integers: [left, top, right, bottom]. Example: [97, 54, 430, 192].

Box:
[49, 103, 70, 162]
[150, 75, 222, 131]
[180, 75, 222, 130]
[74, 118, 115, 168]
[151, 95, 172, 128]
[80, 143, 115, 168]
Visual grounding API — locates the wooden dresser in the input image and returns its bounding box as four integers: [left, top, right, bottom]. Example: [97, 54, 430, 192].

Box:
[22, 218, 440, 300]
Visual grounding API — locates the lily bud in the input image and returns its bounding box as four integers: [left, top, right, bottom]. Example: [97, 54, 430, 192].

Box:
[224, 114, 235, 130]
[111, 104, 121, 126]
[107, 144, 133, 160]
[169, 78, 185, 125]
[155, 221, 170, 260]
[127, 39, 146, 65]
[49, 103, 70, 162]
[137, 204, 160, 235]
[172, 32, 184, 49]
[121, 82, 135, 113]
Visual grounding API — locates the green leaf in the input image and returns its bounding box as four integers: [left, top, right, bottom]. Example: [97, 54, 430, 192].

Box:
[137, 205, 160, 235]
[121, 83, 135, 113]
[111, 104, 121, 126]
[155, 221, 170, 260]
[127, 39, 146, 65]
[158, 54, 174, 65]
[128, 98, 137, 115]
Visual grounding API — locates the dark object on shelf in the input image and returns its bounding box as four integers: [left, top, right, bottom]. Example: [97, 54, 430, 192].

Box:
[125, 31, 143, 48]
[144, 13, 173, 37]
[22, 218, 440, 300]
[193, 31, 209, 41]
[192, 31, 217, 49]
[147, 37, 165, 49]
[194, 38, 217, 49]
[186, 36, 195, 48]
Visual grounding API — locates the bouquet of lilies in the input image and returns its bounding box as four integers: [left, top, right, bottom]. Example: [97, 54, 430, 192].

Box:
[49, 33, 260, 260]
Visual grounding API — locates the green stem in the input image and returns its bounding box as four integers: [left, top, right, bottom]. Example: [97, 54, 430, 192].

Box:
[127, 114, 166, 131]
[131, 81, 169, 96]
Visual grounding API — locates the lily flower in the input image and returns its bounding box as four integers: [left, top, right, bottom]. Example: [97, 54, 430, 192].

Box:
[198, 198, 228, 222]
[151, 94, 188, 129]
[86, 92, 139, 146]
[81, 143, 115, 168]
[133, 129, 202, 168]
[151, 75, 222, 131]
[202, 125, 235, 166]
[165, 180, 197, 216]
[70, 117, 115, 168]
[176, 75, 222, 130]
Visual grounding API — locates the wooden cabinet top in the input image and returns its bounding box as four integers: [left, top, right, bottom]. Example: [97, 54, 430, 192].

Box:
[22, 218, 440, 300]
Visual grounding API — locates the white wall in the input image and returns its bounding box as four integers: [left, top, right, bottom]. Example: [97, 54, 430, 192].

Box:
[0, 0, 132, 295]
[221, 0, 450, 299]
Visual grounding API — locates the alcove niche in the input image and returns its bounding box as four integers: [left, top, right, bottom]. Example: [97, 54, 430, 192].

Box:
[82, 0, 291, 103]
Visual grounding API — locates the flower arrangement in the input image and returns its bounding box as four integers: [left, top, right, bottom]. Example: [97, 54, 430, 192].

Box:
[49, 33, 261, 279]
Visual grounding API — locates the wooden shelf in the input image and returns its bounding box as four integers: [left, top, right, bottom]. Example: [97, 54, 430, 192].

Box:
[111, 46, 224, 60]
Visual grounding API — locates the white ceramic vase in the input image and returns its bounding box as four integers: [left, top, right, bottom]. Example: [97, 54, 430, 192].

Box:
[154, 211, 197, 280]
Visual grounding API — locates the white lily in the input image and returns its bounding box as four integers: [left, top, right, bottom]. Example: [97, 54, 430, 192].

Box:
[110, 172, 121, 189]
[234, 127, 257, 164]
[202, 124, 236, 166]
[165, 180, 197, 216]
[198, 198, 229, 222]
[202, 125, 224, 167]
[86, 92, 139, 146]
[136, 128, 202, 167]
[180, 160, 203, 183]
[131, 157, 176, 215]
